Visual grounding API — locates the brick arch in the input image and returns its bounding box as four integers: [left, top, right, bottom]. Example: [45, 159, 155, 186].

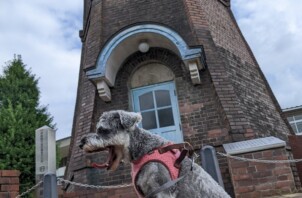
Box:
[85, 24, 206, 102]
[86, 24, 204, 86]
[115, 48, 186, 89]
[109, 48, 188, 112]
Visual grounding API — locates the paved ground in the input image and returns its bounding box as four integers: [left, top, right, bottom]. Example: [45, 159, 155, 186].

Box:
[269, 193, 302, 198]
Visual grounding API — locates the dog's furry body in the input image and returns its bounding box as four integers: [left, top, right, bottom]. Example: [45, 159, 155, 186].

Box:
[80, 110, 230, 198]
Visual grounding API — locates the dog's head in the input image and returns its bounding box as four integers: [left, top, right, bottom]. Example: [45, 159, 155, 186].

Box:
[79, 110, 142, 171]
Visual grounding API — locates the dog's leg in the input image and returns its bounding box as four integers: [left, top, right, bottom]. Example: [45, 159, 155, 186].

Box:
[136, 162, 177, 198]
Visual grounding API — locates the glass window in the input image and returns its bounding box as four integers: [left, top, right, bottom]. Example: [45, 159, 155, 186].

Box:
[287, 117, 294, 122]
[294, 115, 302, 121]
[155, 90, 171, 107]
[141, 111, 157, 130]
[290, 123, 298, 133]
[138, 90, 175, 129]
[288, 114, 302, 135]
[158, 108, 174, 127]
[296, 121, 302, 134]
[139, 92, 154, 110]
[132, 81, 183, 142]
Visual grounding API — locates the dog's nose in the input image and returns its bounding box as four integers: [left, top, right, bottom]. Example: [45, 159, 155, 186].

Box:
[79, 137, 87, 149]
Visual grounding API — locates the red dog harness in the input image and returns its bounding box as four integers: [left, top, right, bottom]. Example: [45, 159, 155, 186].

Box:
[91, 142, 194, 198]
[131, 145, 182, 197]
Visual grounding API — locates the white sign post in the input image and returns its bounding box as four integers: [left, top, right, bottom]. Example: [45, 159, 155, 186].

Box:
[35, 126, 57, 198]
[35, 126, 56, 174]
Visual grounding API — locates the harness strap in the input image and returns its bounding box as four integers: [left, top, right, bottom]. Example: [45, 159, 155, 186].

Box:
[158, 143, 194, 156]
[158, 143, 184, 153]
[158, 142, 194, 168]
[158, 143, 184, 154]
[174, 149, 188, 168]
[133, 142, 195, 198]
[145, 174, 187, 198]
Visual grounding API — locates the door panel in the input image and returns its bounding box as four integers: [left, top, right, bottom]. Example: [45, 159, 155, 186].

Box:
[132, 82, 183, 143]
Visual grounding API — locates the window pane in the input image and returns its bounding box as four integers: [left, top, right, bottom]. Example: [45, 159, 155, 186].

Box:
[290, 123, 298, 133]
[294, 115, 302, 121]
[155, 90, 171, 107]
[158, 108, 174, 127]
[287, 117, 294, 122]
[139, 92, 154, 110]
[297, 122, 302, 133]
[142, 111, 157, 130]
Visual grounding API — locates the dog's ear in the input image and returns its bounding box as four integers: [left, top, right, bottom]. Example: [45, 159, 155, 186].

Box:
[118, 111, 142, 130]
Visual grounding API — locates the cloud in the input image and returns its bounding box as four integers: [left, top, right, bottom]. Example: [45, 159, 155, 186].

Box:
[232, 0, 302, 108]
[0, 1, 83, 139]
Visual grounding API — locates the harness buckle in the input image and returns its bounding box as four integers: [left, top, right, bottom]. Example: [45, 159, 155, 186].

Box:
[191, 156, 195, 171]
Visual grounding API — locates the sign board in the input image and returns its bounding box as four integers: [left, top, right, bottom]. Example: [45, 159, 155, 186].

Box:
[35, 126, 56, 175]
[223, 136, 285, 155]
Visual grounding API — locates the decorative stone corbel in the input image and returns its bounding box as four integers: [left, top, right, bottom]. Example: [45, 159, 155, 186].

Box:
[188, 61, 201, 84]
[182, 46, 206, 85]
[96, 80, 111, 102]
[184, 57, 205, 85]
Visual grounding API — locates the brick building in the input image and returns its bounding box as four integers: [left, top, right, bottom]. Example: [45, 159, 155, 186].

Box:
[283, 105, 302, 135]
[64, 0, 299, 197]
[284, 106, 302, 192]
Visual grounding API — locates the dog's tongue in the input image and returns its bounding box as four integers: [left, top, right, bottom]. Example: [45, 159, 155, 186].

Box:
[91, 146, 114, 169]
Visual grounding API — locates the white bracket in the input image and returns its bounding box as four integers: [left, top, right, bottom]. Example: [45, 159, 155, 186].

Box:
[188, 61, 201, 84]
[184, 58, 205, 85]
[96, 80, 111, 102]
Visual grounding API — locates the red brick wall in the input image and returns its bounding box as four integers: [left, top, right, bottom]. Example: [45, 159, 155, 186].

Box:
[197, 0, 292, 141]
[200, 0, 255, 65]
[182, 0, 257, 141]
[0, 170, 20, 198]
[66, 0, 295, 196]
[82, 0, 197, 70]
[66, 0, 199, 188]
[228, 148, 296, 197]
[289, 135, 302, 188]
[72, 48, 232, 193]
[220, 48, 291, 141]
[86, 48, 232, 189]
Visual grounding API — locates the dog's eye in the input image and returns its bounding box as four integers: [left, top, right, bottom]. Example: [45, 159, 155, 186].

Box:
[97, 128, 110, 135]
[112, 112, 120, 118]
[97, 127, 112, 139]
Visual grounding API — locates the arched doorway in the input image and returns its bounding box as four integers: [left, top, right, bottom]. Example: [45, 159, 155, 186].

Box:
[130, 63, 183, 142]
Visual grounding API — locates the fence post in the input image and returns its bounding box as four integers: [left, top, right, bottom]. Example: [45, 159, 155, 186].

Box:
[200, 145, 225, 188]
[43, 173, 58, 198]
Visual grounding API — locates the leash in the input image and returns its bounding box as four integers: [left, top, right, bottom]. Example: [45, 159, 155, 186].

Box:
[145, 174, 187, 198]
[144, 142, 196, 198]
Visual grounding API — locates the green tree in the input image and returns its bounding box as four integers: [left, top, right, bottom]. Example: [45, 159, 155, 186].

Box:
[0, 56, 54, 196]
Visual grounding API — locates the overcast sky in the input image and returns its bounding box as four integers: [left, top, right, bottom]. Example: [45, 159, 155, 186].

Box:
[0, 0, 301, 140]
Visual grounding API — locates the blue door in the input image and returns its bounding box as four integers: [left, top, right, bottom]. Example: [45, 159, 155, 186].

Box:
[132, 82, 183, 143]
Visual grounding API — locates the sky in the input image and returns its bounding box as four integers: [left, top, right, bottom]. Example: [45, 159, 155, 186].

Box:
[0, 0, 301, 140]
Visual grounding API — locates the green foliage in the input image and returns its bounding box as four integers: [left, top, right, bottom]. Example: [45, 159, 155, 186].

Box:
[0, 57, 54, 196]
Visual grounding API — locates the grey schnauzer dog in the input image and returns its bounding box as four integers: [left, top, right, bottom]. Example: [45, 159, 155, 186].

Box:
[79, 110, 230, 198]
